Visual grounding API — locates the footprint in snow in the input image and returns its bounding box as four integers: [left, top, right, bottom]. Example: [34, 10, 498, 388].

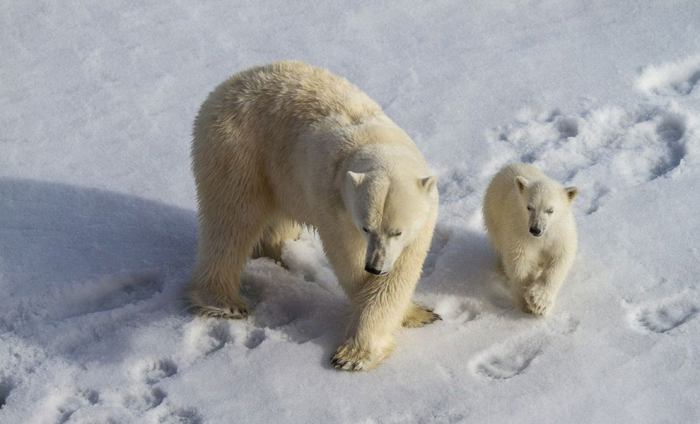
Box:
[56, 389, 99, 423]
[130, 358, 178, 385]
[183, 318, 271, 363]
[632, 297, 698, 334]
[0, 379, 14, 409]
[244, 328, 267, 349]
[475, 346, 542, 380]
[157, 407, 203, 424]
[120, 387, 166, 412]
[434, 296, 480, 325]
[58, 271, 162, 320]
[637, 55, 700, 96]
[471, 316, 578, 380]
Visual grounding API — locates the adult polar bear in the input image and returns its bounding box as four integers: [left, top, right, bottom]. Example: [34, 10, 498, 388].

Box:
[189, 61, 440, 370]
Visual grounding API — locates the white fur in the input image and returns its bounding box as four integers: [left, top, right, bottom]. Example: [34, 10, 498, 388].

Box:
[188, 61, 439, 370]
[483, 163, 578, 315]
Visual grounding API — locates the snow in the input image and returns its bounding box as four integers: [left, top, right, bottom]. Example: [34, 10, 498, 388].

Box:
[2, 1, 700, 423]
[637, 55, 700, 97]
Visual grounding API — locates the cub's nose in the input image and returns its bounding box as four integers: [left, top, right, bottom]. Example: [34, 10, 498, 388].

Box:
[529, 226, 543, 237]
[364, 265, 382, 275]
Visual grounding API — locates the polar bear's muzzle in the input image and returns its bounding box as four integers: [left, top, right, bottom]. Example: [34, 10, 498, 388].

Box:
[528, 217, 547, 237]
[364, 264, 385, 275]
[529, 225, 544, 237]
[365, 237, 391, 276]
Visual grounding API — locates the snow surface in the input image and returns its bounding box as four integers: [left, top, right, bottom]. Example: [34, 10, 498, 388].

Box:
[2, 1, 700, 423]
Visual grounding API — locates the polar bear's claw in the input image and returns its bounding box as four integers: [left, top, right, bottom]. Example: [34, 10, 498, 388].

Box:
[524, 284, 552, 316]
[331, 342, 372, 371]
[403, 304, 442, 328]
[189, 304, 249, 319]
[331, 356, 365, 371]
[427, 309, 442, 321]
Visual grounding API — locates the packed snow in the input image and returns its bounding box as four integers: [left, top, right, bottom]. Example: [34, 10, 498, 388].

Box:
[2, 1, 700, 423]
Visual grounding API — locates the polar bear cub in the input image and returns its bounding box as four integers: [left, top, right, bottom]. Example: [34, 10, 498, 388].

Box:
[483, 163, 578, 315]
[188, 61, 440, 371]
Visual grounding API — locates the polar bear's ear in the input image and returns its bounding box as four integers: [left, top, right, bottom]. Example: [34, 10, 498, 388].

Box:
[564, 186, 579, 202]
[515, 176, 529, 193]
[347, 171, 365, 186]
[419, 176, 437, 193]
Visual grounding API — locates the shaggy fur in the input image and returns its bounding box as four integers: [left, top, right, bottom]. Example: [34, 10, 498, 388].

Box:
[483, 163, 578, 315]
[188, 61, 439, 370]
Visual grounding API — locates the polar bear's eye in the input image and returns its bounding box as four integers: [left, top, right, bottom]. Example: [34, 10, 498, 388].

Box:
[546, 209, 554, 214]
[390, 231, 402, 237]
[526, 205, 534, 211]
[362, 227, 369, 233]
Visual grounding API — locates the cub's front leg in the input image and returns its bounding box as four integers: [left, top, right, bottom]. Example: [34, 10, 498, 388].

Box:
[503, 251, 536, 312]
[524, 252, 574, 315]
[331, 273, 416, 371]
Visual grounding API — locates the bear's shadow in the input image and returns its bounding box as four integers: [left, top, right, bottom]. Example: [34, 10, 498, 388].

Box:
[0, 179, 200, 361]
[0, 178, 198, 292]
[0, 178, 521, 368]
[0, 178, 350, 364]
[417, 224, 529, 320]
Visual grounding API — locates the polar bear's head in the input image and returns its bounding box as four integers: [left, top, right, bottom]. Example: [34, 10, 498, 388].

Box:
[515, 176, 578, 238]
[345, 170, 437, 276]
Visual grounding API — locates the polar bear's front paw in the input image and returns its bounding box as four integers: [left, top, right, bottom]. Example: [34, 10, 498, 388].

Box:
[524, 283, 554, 316]
[331, 341, 375, 371]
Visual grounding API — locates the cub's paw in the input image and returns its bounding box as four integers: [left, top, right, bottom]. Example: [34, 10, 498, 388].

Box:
[331, 341, 374, 371]
[403, 304, 442, 328]
[524, 283, 554, 316]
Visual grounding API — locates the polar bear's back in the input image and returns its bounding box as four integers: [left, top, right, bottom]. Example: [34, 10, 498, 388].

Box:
[195, 61, 383, 138]
[191, 62, 404, 226]
[191, 61, 388, 193]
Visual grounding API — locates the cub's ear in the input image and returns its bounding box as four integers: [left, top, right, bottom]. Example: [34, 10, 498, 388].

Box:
[347, 171, 365, 186]
[514, 176, 529, 193]
[565, 186, 579, 202]
[419, 176, 437, 193]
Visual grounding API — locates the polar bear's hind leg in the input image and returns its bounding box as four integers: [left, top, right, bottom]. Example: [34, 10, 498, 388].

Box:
[251, 217, 302, 265]
[402, 303, 442, 328]
[188, 170, 274, 319]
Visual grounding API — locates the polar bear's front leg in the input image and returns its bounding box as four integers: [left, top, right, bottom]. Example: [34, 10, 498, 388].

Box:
[525, 253, 574, 315]
[331, 274, 416, 371]
[503, 251, 536, 310]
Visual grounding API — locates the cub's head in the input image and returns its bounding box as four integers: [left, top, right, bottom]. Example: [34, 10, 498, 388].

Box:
[515, 176, 578, 238]
[345, 171, 437, 275]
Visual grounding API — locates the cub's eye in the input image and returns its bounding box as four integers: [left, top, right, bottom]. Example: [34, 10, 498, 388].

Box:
[362, 227, 369, 233]
[526, 205, 533, 211]
[390, 231, 402, 237]
[546, 209, 554, 214]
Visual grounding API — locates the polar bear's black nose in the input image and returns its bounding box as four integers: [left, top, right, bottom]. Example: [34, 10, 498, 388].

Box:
[529, 226, 543, 237]
[365, 265, 382, 275]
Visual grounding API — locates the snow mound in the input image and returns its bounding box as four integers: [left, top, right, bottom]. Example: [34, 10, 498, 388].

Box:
[637, 55, 700, 97]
